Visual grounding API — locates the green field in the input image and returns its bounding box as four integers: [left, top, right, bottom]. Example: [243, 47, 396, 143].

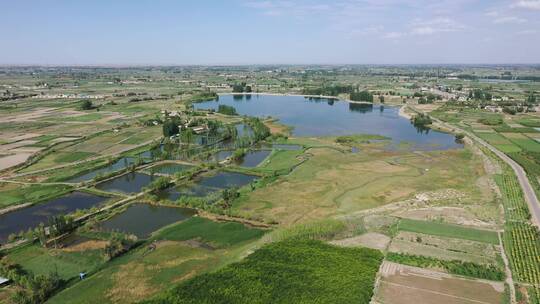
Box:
[0, 183, 72, 207]
[145, 239, 383, 304]
[48, 218, 266, 303]
[6, 243, 104, 280]
[154, 217, 266, 248]
[398, 218, 499, 244]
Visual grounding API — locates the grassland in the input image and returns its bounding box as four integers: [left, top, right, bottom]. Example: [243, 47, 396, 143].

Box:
[144, 239, 383, 304]
[5, 243, 104, 280]
[0, 182, 72, 208]
[233, 142, 489, 226]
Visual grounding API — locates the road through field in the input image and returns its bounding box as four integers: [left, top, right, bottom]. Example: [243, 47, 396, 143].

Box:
[425, 110, 540, 229]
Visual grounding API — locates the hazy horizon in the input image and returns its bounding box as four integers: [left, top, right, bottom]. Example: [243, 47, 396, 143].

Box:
[2, 0, 540, 65]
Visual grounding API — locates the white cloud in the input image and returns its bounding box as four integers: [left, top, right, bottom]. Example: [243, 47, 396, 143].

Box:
[410, 17, 466, 35]
[512, 0, 540, 10]
[517, 29, 538, 34]
[493, 16, 527, 24]
[382, 31, 406, 39]
[485, 10, 500, 17]
[244, 1, 330, 17]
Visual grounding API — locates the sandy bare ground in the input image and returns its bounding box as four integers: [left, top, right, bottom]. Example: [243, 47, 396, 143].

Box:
[62, 240, 109, 252]
[0, 153, 33, 171]
[392, 207, 496, 229]
[0, 140, 38, 151]
[1, 133, 41, 143]
[374, 261, 504, 304]
[1, 108, 55, 122]
[329, 232, 390, 250]
[51, 136, 81, 143]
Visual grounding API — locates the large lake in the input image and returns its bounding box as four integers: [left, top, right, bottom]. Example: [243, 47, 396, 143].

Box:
[194, 94, 462, 150]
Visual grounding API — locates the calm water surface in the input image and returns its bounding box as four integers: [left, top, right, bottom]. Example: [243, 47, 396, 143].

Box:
[66, 157, 136, 183]
[194, 95, 462, 150]
[235, 150, 271, 167]
[0, 192, 108, 243]
[159, 171, 258, 201]
[100, 203, 195, 238]
[96, 172, 156, 194]
[150, 163, 193, 175]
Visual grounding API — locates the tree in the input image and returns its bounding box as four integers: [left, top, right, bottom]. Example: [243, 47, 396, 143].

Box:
[162, 120, 179, 137]
[245, 85, 252, 93]
[80, 100, 93, 110]
[350, 91, 373, 102]
[180, 128, 195, 146]
[379, 95, 385, 103]
[217, 105, 238, 115]
[232, 84, 245, 93]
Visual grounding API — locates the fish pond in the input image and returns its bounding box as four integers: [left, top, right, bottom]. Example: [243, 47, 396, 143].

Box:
[99, 203, 196, 238]
[149, 163, 193, 175]
[234, 150, 271, 167]
[66, 157, 136, 183]
[194, 94, 462, 150]
[95, 172, 156, 194]
[158, 171, 258, 201]
[0, 191, 108, 243]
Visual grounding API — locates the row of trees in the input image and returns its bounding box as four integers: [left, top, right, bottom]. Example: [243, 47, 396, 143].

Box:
[302, 84, 355, 96]
[232, 83, 252, 93]
[350, 91, 373, 102]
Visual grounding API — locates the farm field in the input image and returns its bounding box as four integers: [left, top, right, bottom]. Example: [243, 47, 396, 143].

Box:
[0, 65, 539, 304]
[374, 262, 504, 304]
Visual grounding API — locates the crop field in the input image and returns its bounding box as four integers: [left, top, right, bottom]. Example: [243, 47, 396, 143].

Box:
[374, 262, 504, 304]
[154, 217, 266, 248]
[145, 239, 383, 304]
[397, 218, 499, 244]
[388, 231, 500, 265]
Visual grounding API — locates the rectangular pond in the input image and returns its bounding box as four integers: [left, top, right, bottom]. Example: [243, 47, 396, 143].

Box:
[0, 191, 109, 243]
[66, 157, 136, 183]
[149, 163, 193, 175]
[158, 171, 258, 201]
[95, 172, 156, 194]
[99, 203, 196, 238]
[234, 150, 271, 168]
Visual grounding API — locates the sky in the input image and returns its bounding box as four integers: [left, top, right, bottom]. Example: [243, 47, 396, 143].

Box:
[1, 0, 540, 65]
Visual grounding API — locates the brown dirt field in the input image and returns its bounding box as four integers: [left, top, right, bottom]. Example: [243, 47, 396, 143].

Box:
[375, 262, 504, 304]
[501, 132, 526, 139]
[329, 232, 390, 250]
[62, 240, 109, 252]
[1, 108, 55, 122]
[107, 264, 159, 304]
[0, 153, 33, 171]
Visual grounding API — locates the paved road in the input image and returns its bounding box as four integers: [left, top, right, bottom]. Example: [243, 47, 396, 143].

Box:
[434, 117, 540, 229]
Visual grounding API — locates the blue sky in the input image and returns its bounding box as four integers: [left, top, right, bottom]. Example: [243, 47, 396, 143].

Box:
[1, 0, 539, 64]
